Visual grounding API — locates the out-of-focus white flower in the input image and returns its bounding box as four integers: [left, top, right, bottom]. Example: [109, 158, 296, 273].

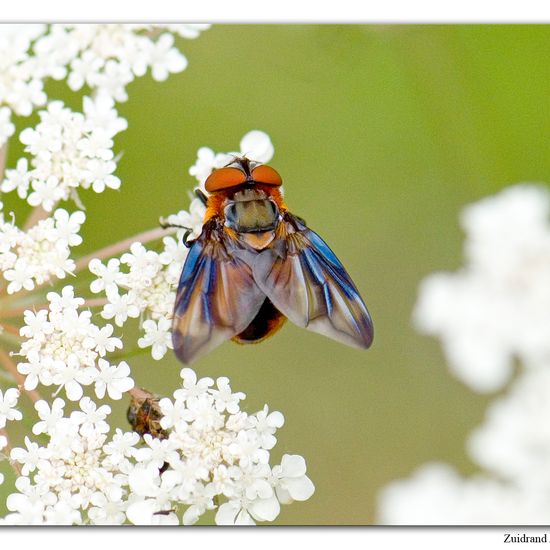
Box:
[379, 183, 550, 526]
[414, 184, 550, 392]
[377, 463, 549, 525]
[467, 367, 550, 492]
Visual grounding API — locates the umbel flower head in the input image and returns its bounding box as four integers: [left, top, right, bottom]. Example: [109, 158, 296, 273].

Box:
[0, 23, 314, 525]
[0, 24, 210, 147]
[3, 368, 314, 525]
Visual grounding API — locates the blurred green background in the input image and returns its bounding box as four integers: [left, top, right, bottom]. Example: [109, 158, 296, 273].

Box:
[4, 24, 550, 524]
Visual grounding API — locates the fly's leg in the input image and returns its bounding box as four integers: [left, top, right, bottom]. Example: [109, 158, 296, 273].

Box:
[159, 218, 194, 248]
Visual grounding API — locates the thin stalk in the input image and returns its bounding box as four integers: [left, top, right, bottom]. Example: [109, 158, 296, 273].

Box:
[0, 428, 22, 476]
[0, 323, 22, 337]
[0, 141, 7, 179]
[6, 226, 173, 304]
[74, 225, 173, 273]
[23, 205, 54, 231]
[0, 297, 108, 319]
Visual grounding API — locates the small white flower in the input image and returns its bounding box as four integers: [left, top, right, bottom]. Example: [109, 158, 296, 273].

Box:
[101, 290, 140, 326]
[188, 146, 217, 183]
[0, 387, 23, 428]
[11, 437, 51, 475]
[89, 257, 125, 295]
[4, 258, 35, 293]
[84, 324, 122, 357]
[70, 396, 111, 436]
[211, 377, 245, 414]
[51, 353, 97, 401]
[84, 159, 120, 193]
[46, 286, 84, 313]
[82, 93, 127, 136]
[28, 176, 66, 211]
[148, 34, 188, 81]
[174, 367, 213, 401]
[52, 209, 86, 246]
[32, 398, 65, 436]
[249, 405, 284, 450]
[1, 158, 30, 198]
[126, 497, 178, 525]
[137, 318, 173, 360]
[94, 359, 134, 400]
[271, 455, 315, 504]
[20, 310, 52, 339]
[88, 492, 126, 525]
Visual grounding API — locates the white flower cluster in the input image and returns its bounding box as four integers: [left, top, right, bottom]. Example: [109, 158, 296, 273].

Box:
[377, 184, 550, 524]
[17, 285, 134, 401]
[4, 397, 140, 525]
[55, 24, 209, 99]
[0, 23, 319, 528]
[413, 184, 550, 392]
[89, 130, 275, 361]
[0, 209, 85, 293]
[2, 97, 126, 211]
[0, 25, 49, 144]
[88, 201, 205, 360]
[127, 368, 314, 525]
[0, 24, 210, 147]
[3, 369, 314, 525]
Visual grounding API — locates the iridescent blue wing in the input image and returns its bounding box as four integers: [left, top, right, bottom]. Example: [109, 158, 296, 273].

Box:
[172, 224, 267, 364]
[252, 214, 374, 349]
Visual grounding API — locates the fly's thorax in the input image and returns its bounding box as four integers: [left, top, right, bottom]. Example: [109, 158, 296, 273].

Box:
[223, 187, 281, 233]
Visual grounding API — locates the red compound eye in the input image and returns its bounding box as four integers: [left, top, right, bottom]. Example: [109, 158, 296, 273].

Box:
[251, 165, 283, 186]
[205, 167, 247, 193]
